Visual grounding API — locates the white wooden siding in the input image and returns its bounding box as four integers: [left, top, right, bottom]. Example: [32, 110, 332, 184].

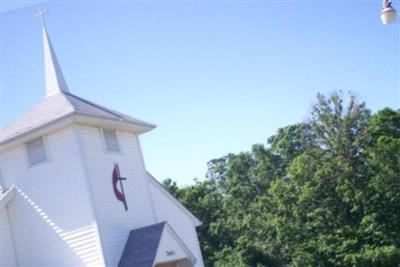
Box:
[0, 127, 104, 267]
[1, 123, 204, 267]
[0, 207, 18, 267]
[148, 179, 204, 267]
[78, 126, 157, 267]
[155, 226, 195, 266]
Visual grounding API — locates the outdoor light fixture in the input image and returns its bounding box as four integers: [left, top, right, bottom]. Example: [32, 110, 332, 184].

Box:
[380, 0, 400, 108]
[381, 0, 397, 24]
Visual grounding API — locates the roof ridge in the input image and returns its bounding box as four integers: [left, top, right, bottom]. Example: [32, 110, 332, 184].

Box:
[64, 92, 126, 120]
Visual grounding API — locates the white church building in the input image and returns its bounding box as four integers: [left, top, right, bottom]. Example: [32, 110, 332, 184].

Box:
[0, 11, 204, 267]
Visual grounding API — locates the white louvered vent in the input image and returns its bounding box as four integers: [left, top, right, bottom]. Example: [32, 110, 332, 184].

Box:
[26, 137, 47, 166]
[103, 129, 120, 152]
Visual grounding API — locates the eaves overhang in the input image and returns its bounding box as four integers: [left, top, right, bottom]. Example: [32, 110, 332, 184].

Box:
[0, 113, 156, 152]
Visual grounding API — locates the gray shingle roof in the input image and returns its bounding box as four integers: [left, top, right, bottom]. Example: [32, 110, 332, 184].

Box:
[1, 92, 155, 144]
[118, 222, 166, 267]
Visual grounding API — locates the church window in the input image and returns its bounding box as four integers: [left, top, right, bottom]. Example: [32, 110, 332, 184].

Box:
[103, 129, 120, 152]
[26, 137, 47, 165]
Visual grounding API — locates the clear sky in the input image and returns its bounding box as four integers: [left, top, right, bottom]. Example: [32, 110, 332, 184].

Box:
[1, 0, 399, 185]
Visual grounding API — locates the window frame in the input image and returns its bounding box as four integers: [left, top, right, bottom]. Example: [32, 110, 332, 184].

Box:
[25, 136, 49, 167]
[101, 128, 121, 153]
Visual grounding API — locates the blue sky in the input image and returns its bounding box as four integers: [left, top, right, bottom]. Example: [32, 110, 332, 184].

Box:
[2, 0, 399, 185]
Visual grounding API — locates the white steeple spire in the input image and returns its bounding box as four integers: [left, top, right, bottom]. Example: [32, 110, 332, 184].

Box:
[35, 7, 69, 97]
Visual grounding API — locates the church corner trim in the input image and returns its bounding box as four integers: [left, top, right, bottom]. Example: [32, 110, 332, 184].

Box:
[72, 124, 107, 267]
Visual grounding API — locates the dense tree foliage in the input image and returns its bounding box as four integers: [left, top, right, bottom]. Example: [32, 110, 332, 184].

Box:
[163, 92, 400, 267]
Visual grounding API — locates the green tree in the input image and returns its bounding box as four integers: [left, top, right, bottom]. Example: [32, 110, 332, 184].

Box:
[163, 93, 400, 267]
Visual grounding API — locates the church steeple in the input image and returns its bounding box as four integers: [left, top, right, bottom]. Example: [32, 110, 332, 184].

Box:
[36, 7, 69, 97]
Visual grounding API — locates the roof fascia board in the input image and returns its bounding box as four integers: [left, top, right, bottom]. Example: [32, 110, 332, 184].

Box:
[73, 114, 155, 133]
[1, 114, 155, 151]
[147, 172, 202, 227]
[151, 222, 197, 267]
[0, 115, 75, 152]
[164, 223, 197, 265]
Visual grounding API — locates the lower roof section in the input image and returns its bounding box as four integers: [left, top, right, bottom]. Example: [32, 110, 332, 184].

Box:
[118, 222, 196, 267]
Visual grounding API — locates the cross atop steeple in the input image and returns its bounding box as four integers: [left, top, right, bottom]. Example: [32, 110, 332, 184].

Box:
[34, 6, 49, 27]
[35, 7, 70, 97]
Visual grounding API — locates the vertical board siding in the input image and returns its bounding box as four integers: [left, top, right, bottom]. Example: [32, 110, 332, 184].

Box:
[149, 182, 205, 267]
[78, 126, 156, 267]
[0, 128, 103, 267]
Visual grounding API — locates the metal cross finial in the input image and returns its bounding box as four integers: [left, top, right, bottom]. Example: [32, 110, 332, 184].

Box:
[383, 0, 393, 9]
[34, 6, 49, 27]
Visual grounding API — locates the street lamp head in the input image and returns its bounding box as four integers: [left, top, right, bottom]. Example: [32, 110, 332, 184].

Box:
[381, 6, 397, 24]
[381, 0, 397, 24]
